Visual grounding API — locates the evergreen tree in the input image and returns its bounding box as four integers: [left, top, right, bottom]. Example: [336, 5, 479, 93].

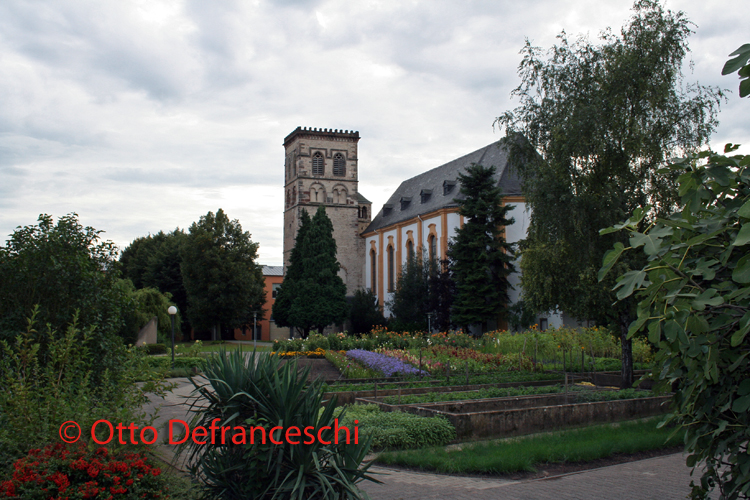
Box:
[427, 258, 455, 332]
[387, 252, 430, 332]
[448, 164, 515, 334]
[349, 289, 386, 335]
[180, 209, 265, 340]
[273, 206, 348, 338]
[272, 209, 312, 335]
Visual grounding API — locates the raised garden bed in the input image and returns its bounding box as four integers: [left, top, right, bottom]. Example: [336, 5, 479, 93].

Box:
[322, 378, 569, 406]
[355, 390, 671, 441]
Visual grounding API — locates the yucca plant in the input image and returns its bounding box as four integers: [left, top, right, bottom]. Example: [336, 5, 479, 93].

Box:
[180, 349, 379, 499]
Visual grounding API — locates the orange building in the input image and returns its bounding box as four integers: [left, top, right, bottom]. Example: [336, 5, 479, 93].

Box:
[233, 265, 288, 342]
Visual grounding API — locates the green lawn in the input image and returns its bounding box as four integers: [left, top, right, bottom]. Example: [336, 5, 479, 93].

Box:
[375, 417, 683, 474]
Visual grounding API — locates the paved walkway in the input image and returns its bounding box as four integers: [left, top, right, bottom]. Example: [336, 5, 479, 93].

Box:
[360, 453, 717, 500]
[143, 378, 718, 500]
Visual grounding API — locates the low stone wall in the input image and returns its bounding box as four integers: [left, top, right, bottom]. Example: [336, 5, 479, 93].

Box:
[355, 393, 671, 441]
[323, 378, 567, 406]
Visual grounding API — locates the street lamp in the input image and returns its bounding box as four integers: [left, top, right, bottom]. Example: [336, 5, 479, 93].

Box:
[168, 306, 177, 368]
[427, 312, 434, 334]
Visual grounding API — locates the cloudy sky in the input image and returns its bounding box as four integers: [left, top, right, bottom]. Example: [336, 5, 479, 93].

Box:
[1, 0, 746, 265]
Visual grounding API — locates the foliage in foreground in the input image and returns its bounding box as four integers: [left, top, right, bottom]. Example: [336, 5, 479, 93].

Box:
[0, 443, 169, 499]
[600, 146, 750, 499]
[0, 309, 170, 471]
[375, 417, 684, 474]
[181, 349, 377, 499]
[334, 405, 455, 450]
[0, 214, 129, 376]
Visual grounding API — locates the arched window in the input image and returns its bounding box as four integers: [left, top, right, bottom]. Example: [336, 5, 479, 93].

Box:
[361, 206, 367, 219]
[406, 239, 414, 261]
[312, 152, 324, 176]
[370, 249, 377, 294]
[387, 245, 395, 293]
[333, 153, 346, 176]
[428, 234, 437, 261]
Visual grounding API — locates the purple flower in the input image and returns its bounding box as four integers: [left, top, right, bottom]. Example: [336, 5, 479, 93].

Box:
[346, 349, 429, 377]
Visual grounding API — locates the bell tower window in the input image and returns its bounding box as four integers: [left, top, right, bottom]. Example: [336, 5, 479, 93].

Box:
[333, 153, 346, 176]
[312, 152, 324, 176]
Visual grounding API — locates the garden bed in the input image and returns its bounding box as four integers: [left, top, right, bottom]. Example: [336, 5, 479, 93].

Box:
[355, 392, 672, 441]
[323, 378, 569, 406]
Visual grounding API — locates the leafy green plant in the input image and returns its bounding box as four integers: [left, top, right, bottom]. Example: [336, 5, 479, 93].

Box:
[180, 349, 378, 499]
[722, 44, 750, 98]
[599, 145, 750, 499]
[137, 343, 168, 355]
[0, 307, 171, 470]
[334, 405, 455, 450]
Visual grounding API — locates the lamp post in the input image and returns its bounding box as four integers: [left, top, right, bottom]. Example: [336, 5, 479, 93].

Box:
[168, 306, 177, 368]
[253, 311, 258, 350]
[427, 312, 434, 334]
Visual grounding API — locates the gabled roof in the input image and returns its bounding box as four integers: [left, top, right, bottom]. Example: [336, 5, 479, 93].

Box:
[364, 138, 522, 234]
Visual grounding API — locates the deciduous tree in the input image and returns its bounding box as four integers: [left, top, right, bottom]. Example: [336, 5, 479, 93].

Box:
[496, 0, 723, 386]
[180, 209, 265, 340]
[600, 145, 750, 499]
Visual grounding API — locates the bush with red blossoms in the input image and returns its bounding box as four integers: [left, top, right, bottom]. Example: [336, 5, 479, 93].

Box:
[0, 443, 168, 500]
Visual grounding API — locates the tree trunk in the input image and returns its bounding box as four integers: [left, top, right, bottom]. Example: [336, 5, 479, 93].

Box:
[619, 313, 633, 389]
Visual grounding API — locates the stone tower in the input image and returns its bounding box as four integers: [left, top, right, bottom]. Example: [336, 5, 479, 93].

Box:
[283, 127, 371, 296]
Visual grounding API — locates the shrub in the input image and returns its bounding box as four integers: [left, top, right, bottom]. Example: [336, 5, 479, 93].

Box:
[144, 356, 205, 370]
[336, 405, 455, 450]
[304, 333, 330, 351]
[0, 309, 171, 470]
[180, 349, 378, 499]
[0, 443, 169, 499]
[137, 343, 168, 355]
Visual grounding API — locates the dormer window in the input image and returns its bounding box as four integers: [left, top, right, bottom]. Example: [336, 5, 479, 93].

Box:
[312, 152, 324, 176]
[420, 189, 432, 204]
[400, 197, 411, 211]
[383, 204, 393, 216]
[333, 153, 346, 176]
[443, 180, 456, 195]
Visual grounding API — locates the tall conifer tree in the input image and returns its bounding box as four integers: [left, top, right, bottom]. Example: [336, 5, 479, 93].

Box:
[272, 206, 348, 338]
[272, 209, 311, 336]
[449, 164, 515, 334]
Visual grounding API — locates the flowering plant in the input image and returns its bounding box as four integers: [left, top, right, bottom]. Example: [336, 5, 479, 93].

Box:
[345, 349, 429, 377]
[1, 443, 168, 499]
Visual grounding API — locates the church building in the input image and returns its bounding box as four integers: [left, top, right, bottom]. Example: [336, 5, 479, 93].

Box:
[281, 127, 563, 332]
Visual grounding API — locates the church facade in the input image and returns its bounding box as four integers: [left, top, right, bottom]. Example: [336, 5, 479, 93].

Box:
[281, 127, 564, 332]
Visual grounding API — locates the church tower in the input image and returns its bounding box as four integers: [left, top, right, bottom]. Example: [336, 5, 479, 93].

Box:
[283, 127, 371, 296]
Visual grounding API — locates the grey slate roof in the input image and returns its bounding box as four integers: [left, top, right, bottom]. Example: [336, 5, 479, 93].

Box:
[364, 138, 522, 234]
[262, 265, 284, 276]
[356, 192, 371, 204]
